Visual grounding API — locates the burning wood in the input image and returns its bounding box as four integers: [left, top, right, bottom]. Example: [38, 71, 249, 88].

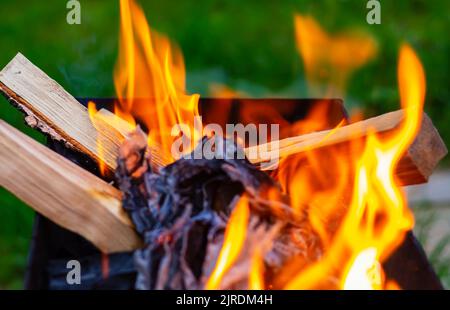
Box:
[0, 54, 446, 186]
[251, 110, 447, 185]
[0, 53, 169, 171]
[0, 119, 142, 253]
[115, 131, 320, 289]
[0, 1, 447, 290]
[0, 51, 447, 289]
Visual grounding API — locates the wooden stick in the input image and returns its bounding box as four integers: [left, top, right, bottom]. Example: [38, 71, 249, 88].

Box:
[247, 110, 448, 185]
[0, 119, 142, 253]
[397, 113, 448, 184]
[247, 111, 405, 155]
[0, 53, 446, 186]
[0, 53, 170, 171]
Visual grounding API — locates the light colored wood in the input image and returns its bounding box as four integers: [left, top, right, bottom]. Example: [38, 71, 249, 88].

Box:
[247, 111, 447, 185]
[0, 120, 142, 253]
[95, 108, 135, 137]
[0, 53, 123, 171]
[0, 53, 171, 171]
[246, 110, 404, 156]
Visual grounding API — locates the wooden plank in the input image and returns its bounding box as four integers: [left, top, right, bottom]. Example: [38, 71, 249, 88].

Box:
[396, 114, 448, 184]
[0, 53, 171, 171]
[247, 111, 447, 185]
[0, 119, 142, 253]
[0, 53, 123, 171]
[247, 110, 404, 154]
[95, 108, 447, 185]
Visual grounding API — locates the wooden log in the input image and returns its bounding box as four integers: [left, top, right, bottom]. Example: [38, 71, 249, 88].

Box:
[248, 110, 448, 185]
[0, 53, 169, 171]
[0, 53, 126, 171]
[0, 53, 447, 186]
[0, 119, 142, 253]
[396, 114, 448, 185]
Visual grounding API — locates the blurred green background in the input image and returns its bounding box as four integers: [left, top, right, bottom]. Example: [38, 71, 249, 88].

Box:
[0, 0, 449, 289]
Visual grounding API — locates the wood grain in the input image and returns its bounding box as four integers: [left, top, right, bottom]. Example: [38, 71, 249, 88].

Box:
[0, 119, 142, 253]
[247, 110, 447, 185]
[0, 53, 171, 171]
[0, 53, 123, 171]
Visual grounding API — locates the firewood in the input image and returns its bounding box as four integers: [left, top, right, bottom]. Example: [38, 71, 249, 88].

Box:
[0, 119, 142, 253]
[248, 110, 448, 185]
[0, 53, 170, 172]
[0, 53, 447, 186]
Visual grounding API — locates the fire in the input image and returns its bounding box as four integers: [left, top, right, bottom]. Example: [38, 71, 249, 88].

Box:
[89, 2, 427, 289]
[87, 101, 108, 175]
[249, 249, 265, 290]
[340, 44, 424, 289]
[88, 0, 200, 172]
[206, 196, 250, 290]
[203, 16, 424, 290]
[342, 248, 384, 290]
[294, 14, 377, 96]
[111, 0, 199, 161]
[116, 0, 201, 158]
[281, 44, 424, 290]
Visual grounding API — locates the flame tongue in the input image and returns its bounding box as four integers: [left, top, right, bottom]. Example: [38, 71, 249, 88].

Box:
[294, 14, 377, 96]
[281, 44, 425, 290]
[340, 44, 424, 289]
[115, 0, 200, 161]
[206, 197, 250, 290]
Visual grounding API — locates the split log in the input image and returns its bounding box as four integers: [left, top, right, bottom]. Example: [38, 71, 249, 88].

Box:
[248, 110, 448, 185]
[0, 119, 142, 253]
[0, 119, 302, 255]
[0, 53, 170, 171]
[0, 53, 447, 186]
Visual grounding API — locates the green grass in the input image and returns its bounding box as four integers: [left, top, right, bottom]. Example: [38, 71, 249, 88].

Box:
[0, 189, 34, 289]
[0, 0, 448, 288]
[413, 203, 450, 289]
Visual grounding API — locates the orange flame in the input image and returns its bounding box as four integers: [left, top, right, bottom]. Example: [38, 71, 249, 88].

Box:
[87, 101, 108, 176]
[281, 44, 424, 290]
[206, 197, 250, 290]
[294, 14, 377, 96]
[114, 0, 200, 161]
[249, 249, 265, 290]
[200, 17, 423, 290]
